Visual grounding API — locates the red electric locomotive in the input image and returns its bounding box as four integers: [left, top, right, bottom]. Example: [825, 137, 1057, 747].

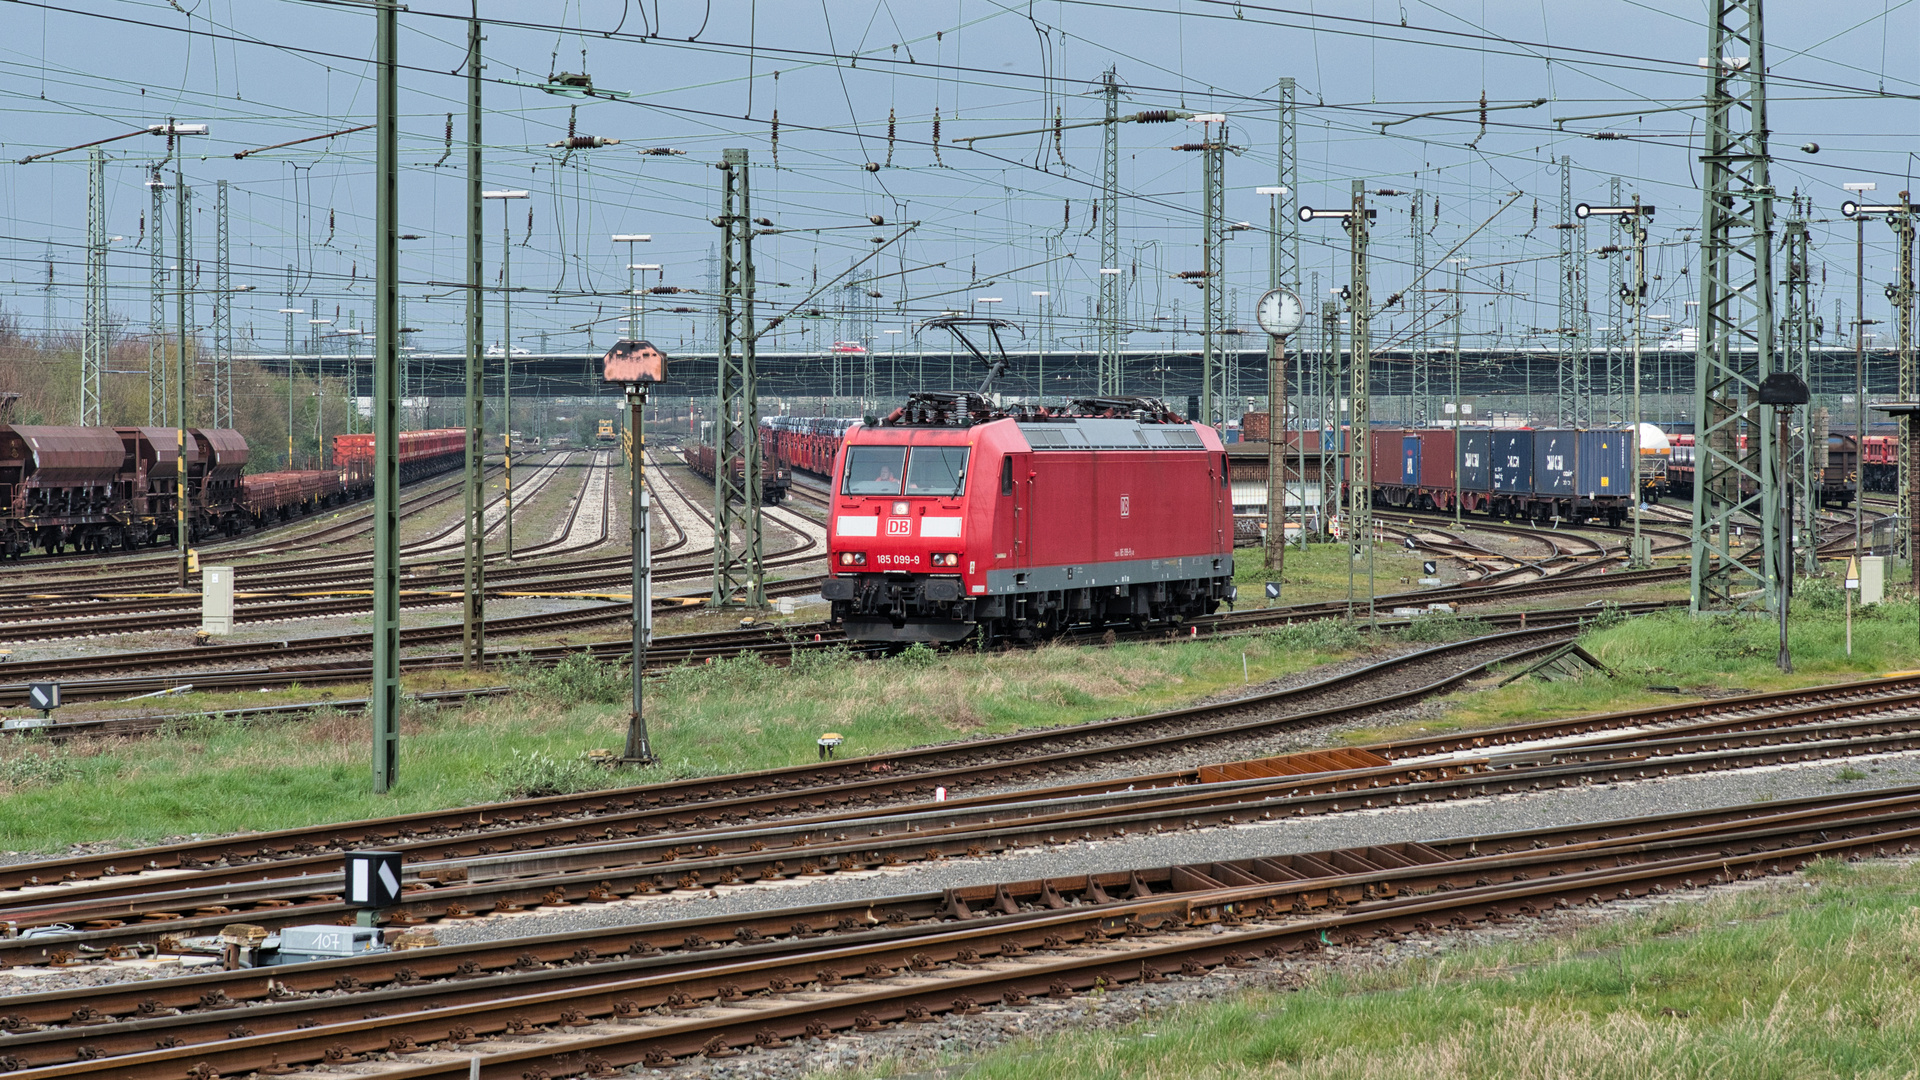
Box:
[822, 393, 1237, 644]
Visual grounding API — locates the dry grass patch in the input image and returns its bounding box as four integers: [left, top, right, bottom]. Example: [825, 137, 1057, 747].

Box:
[827, 859, 1920, 1080]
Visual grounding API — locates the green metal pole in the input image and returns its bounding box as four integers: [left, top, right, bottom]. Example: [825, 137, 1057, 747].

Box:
[503, 200, 515, 561]
[461, 10, 485, 668]
[624, 385, 655, 763]
[371, 0, 401, 793]
[175, 154, 189, 589]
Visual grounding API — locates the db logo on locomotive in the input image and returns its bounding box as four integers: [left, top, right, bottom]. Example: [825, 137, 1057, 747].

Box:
[886, 519, 912, 535]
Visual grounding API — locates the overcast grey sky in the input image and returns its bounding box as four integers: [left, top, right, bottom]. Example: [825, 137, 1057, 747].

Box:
[3, 0, 1915, 355]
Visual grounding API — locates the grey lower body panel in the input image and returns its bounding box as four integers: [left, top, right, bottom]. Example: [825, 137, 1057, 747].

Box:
[982, 552, 1233, 594]
[841, 617, 976, 643]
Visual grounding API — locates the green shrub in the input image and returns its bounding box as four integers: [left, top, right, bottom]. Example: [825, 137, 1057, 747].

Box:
[1261, 618, 1365, 653]
[508, 652, 631, 706]
[158, 712, 228, 740]
[484, 749, 607, 799]
[1794, 574, 1846, 612]
[655, 652, 782, 698]
[1396, 613, 1494, 643]
[788, 644, 857, 676]
[1586, 600, 1630, 631]
[0, 748, 81, 789]
[895, 642, 939, 667]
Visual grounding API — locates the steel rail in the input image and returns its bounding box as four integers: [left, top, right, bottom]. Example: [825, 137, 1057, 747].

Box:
[6, 797, 1916, 1078]
[0, 622, 1588, 901]
[6, 782, 1910, 1035]
[1, 793, 1909, 1067]
[15, 658, 1919, 960]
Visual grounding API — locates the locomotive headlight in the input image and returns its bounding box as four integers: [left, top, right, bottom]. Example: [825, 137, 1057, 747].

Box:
[932, 553, 959, 567]
[838, 551, 867, 566]
[892, 501, 908, 515]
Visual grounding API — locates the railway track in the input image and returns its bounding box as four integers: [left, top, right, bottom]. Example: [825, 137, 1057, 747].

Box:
[0, 620, 1597, 901]
[38, 605, 1920, 955]
[0, 451, 611, 621]
[1, 787, 1915, 1076]
[0, 453, 525, 585]
[8, 676, 1920, 968]
[0, 453, 830, 651]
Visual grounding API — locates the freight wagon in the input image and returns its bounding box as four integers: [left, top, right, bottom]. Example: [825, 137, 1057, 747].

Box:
[1364, 427, 1634, 525]
[822, 394, 1235, 644]
[681, 440, 792, 504]
[765, 415, 861, 479]
[331, 429, 467, 497]
[1669, 432, 1859, 508]
[0, 424, 469, 558]
[1862, 434, 1899, 493]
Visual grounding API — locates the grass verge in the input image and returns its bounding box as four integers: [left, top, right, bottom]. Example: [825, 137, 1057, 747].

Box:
[1342, 581, 1920, 745]
[0, 619, 1369, 853]
[824, 858, 1920, 1080]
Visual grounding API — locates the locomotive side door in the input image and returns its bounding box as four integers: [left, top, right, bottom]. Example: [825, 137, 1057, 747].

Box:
[1215, 451, 1230, 552]
[1012, 451, 1032, 565]
[991, 450, 1033, 570]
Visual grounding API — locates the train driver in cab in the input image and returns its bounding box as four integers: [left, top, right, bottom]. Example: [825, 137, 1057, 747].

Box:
[845, 446, 906, 494]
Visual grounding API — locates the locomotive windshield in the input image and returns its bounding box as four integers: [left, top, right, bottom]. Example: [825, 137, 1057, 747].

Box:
[905, 446, 969, 496]
[842, 446, 907, 494]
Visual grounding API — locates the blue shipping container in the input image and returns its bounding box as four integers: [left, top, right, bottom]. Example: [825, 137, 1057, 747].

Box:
[1460, 429, 1491, 491]
[1401, 435, 1420, 486]
[1491, 429, 1534, 493]
[1534, 429, 1576, 495]
[1576, 429, 1632, 498]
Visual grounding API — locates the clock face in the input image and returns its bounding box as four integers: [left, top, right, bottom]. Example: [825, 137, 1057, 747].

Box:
[1255, 287, 1305, 338]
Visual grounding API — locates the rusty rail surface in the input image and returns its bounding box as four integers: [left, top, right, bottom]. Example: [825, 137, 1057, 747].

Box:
[2, 789, 1914, 1077]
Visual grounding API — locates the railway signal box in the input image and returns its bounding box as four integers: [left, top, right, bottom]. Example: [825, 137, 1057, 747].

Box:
[202, 566, 235, 635]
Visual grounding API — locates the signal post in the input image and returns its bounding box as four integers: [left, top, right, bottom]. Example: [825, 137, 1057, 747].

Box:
[605, 339, 667, 765]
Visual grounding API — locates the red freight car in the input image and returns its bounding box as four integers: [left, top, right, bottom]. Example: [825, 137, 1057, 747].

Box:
[822, 398, 1235, 644]
[332, 428, 467, 496]
[681, 440, 791, 504]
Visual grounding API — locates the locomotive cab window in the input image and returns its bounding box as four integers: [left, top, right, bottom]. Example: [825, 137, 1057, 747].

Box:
[905, 446, 969, 496]
[842, 446, 907, 495]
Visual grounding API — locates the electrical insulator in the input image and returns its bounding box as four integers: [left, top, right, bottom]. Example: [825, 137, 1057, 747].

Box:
[869, 215, 885, 225]
[547, 135, 620, 149]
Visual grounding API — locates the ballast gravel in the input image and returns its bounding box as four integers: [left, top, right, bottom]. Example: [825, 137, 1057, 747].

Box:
[427, 749, 1920, 952]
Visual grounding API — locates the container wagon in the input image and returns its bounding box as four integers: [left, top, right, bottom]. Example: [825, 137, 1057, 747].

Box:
[1362, 426, 1633, 525]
